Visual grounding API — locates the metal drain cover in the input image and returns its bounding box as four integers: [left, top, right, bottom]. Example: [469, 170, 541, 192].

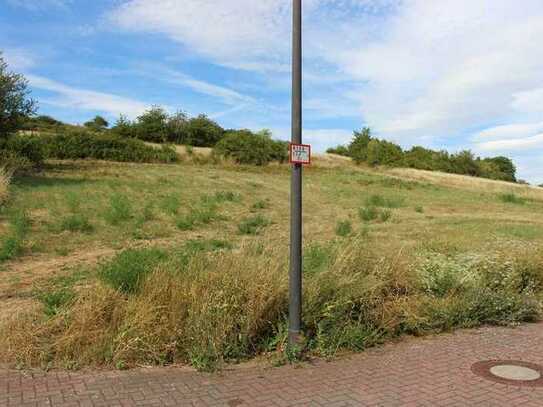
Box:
[472, 360, 543, 387]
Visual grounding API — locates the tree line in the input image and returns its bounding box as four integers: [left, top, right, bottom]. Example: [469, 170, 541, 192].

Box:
[327, 128, 518, 183]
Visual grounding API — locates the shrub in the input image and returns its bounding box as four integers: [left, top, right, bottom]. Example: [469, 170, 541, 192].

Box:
[184, 115, 224, 147]
[335, 220, 352, 237]
[238, 215, 270, 235]
[415, 206, 424, 213]
[41, 131, 178, 163]
[214, 130, 288, 165]
[303, 243, 334, 275]
[98, 248, 167, 294]
[1, 134, 44, 165]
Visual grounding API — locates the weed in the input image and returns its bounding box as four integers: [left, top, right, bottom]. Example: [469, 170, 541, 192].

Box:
[38, 289, 75, 317]
[176, 215, 196, 231]
[359, 206, 378, 222]
[415, 205, 424, 213]
[60, 214, 93, 233]
[366, 194, 404, 208]
[104, 193, 132, 225]
[160, 194, 181, 215]
[303, 243, 334, 275]
[0, 210, 30, 262]
[380, 209, 392, 223]
[98, 248, 167, 294]
[335, 220, 353, 237]
[238, 215, 270, 235]
[184, 239, 233, 253]
[500, 193, 526, 205]
[252, 200, 268, 210]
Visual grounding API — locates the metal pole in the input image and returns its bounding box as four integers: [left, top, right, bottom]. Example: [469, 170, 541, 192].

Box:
[289, 0, 302, 346]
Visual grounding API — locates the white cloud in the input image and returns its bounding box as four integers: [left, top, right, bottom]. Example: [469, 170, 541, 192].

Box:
[1, 48, 36, 70]
[27, 75, 150, 119]
[476, 133, 543, 152]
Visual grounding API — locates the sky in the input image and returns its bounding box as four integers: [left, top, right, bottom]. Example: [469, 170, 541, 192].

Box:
[1, 0, 543, 183]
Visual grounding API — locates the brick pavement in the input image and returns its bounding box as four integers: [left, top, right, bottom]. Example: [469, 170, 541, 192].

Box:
[2, 323, 543, 406]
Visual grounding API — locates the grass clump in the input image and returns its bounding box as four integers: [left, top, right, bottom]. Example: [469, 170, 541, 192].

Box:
[335, 220, 353, 237]
[414, 205, 424, 213]
[60, 214, 93, 233]
[104, 193, 132, 225]
[98, 248, 167, 294]
[38, 289, 75, 317]
[500, 193, 526, 205]
[358, 206, 379, 222]
[0, 210, 30, 262]
[366, 194, 404, 208]
[237, 215, 270, 235]
[160, 194, 181, 215]
[251, 200, 268, 211]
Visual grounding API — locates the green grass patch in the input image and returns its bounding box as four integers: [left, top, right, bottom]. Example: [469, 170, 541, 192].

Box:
[238, 215, 270, 235]
[0, 210, 30, 262]
[59, 213, 93, 233]
[335, 220, 353, 237]
[98, 248, 167, 294]
[359, 206, 379, 222]
[104, 193, 133, 225]
[365, 194, 405, 208]
[499, 193, 526, 205]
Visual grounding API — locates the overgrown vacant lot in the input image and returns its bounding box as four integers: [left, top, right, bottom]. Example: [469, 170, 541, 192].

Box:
[1, 157, 543, 371]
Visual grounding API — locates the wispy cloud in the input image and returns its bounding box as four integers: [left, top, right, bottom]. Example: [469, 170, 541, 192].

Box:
[27, 74, 150, 119]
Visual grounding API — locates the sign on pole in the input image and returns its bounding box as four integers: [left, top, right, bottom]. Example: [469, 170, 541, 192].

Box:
[289, 143, 311, 165]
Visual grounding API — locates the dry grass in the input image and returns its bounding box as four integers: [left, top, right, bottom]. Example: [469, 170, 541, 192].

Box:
[0, 166, 11, 205]
[386, 167, 543, 201]
[2, 158, 543, 371]
[1, 237, 541, 371]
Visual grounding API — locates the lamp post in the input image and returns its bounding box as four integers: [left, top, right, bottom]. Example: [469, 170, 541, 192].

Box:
[289, 0, 303, 346]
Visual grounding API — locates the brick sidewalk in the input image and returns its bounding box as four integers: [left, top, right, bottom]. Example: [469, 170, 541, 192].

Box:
[2, 323, 543, 406]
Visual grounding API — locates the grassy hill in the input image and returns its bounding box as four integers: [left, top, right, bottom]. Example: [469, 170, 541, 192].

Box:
[1, 155, 542, 370]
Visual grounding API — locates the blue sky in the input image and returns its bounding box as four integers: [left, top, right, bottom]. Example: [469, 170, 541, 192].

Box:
[2, 0, 543, 183]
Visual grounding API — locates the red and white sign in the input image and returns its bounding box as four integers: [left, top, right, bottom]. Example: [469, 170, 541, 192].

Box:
[289, 143, 311, 165]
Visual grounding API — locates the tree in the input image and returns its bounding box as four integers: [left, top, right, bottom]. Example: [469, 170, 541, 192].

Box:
[348, 127, 372, 163]
[0, 53, 37, 139]
[366, 139, 403, 166]
[185, 114, 224, 147]
[135, 106, 168, 142]
[84, 115, 109, 131]
[111, 115, 135, 138]
[166, 110, 189, 143]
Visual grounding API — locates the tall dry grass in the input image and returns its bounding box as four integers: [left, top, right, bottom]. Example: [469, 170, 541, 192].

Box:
[1, 238, 541, 371]
[386, 167, 543, 201]
[0, 167, 11, 205]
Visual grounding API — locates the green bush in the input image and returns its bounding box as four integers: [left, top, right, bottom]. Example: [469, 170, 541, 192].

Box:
[40, 131, 178, 163]
[39, 289, 75, 317]
[1, 134, 44, 165]
[98, 248, 167, 294]
[214, 130, 288, 165]
[365, 194, 404, 208]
